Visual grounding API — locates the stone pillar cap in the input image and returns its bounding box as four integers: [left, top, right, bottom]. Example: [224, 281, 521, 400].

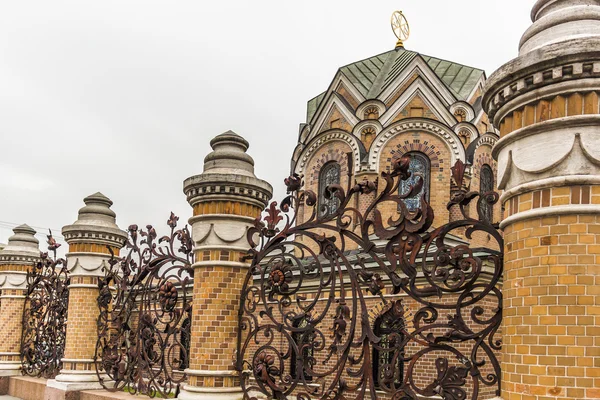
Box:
[520, 0, 600, 55]
[184, 130, 273, 209]
[62, 192, 127, 246]
[203, 130, 255, 177]
[0, 224, 40, 264]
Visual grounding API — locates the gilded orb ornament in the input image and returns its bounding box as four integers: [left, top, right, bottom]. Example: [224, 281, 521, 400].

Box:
[391, 11, 410, 48]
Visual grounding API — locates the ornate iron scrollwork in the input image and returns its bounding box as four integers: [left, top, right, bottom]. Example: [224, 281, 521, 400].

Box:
[95, 213, 194, 398]
[237, 158, 502, 399]
[21, 232, 69, 378]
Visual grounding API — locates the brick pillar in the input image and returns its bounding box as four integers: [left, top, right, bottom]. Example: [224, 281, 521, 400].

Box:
[46, 193, 126, 398]
[483, 1, 600, 398]
[0, 225, 40, 393]
[179, 131, 272, 400]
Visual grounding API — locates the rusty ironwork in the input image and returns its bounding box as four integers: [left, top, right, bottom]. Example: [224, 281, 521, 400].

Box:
[95, 213, 194, 398]
[21, 232, 69, 379]
[237, 158, 503, 399]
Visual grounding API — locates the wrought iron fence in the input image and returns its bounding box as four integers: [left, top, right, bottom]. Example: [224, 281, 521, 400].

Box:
[237, 158, 503, 400]
[95, 213, 194, 398]
[21, 232, 69, 379]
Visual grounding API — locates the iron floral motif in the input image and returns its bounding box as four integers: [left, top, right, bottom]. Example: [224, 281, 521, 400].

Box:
[95, 213, 194, 398]
[21, 232, 69, 379]
[238, 157, 502, 400]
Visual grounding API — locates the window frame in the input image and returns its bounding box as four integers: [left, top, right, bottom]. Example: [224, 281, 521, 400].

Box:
[318, 161, 342, 218]
[480, 164, 494, 222]
[399, 152, 431, 212]
[372, 310, 405, 389]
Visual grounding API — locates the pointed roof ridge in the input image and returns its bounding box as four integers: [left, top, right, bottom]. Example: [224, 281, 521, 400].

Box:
[307, 47, 486, 122]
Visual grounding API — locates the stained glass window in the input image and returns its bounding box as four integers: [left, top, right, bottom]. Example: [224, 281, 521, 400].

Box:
[399, 152, 430, 211]
[319, 162, 341, 217]
[373, 309, 405, 389]
[480, 164, 494, 222]
[290, 318, 313, 381]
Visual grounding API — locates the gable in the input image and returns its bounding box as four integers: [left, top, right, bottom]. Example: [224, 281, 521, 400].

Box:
[391, 93, 441, 123]
[380, 78, 457, 127]
[319, 104, 353, 134]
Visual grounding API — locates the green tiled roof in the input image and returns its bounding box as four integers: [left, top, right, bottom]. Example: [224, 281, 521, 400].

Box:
[307, 92, 326, 123]
[308, 48, 484, 122]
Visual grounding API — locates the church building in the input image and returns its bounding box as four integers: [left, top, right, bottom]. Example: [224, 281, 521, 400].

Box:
[291, 13, 500, 236]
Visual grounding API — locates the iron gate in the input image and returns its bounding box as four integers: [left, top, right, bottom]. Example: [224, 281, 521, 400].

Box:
[237, 158, 503, 400]
[20, 233, 69, 378]
[95, 213, 194, 398]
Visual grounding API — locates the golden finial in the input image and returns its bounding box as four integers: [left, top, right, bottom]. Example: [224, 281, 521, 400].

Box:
[391, 11, 410, 48]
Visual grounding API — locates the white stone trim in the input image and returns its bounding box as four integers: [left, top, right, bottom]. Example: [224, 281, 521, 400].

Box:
[379, 80, 456, 127]
[454, 122, 479, 144]
[188, 214, 256, 226]
[355, 100, 387, 120]
[184, 369, 238, 377]
[379, 57, 457, 106]
[310, 93, 360, 139]
[295, 130, 362, 176]
[492, 114, 600, 159]
[191, 261, 250, 269]
[493, 78, 600, 127]
[450, 101, 476, 122]
[500, 205, 600, 229]
[369, 120, 465, 171]
[500, 174, 600, 204]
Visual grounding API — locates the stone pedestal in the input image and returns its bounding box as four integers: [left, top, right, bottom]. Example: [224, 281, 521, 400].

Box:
[178, 131, 272, 399]
[46, 193, 126, 399]
[483, 1, 600, 399]
[0, 225, 40, 394]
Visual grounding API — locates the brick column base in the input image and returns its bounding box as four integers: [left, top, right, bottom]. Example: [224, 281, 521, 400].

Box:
[502, 214, 600, 399]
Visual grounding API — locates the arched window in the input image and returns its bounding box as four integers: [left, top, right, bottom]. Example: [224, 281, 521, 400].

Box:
[319, 162, 341, 217]
[399, 152, 430, 211]
[480, 164, 494, 222]
[290, 318, 313, 381]
[373, 307, 405, 389]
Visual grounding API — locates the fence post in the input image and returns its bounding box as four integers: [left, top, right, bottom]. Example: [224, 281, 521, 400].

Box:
[0, 225, 40, 393]
[483, 1, 600, 398]
[45, 193, 127, 398]
[179, 131, 272, 399]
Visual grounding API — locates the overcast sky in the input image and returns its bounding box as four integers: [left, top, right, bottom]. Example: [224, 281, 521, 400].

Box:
[0, 0, 535, 248]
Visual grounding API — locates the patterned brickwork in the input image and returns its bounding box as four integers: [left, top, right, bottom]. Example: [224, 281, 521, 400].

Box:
[69, 243, 120, 255]
[189, 265, 247, 385]
[499, 91, 600, 137]
[193, 201, 263, 218]
[0, 264, 29, 273]
[502, 214, 600, 399]
[195, 249, 247, 263]
[245, 286, 501, 400]
[0, 294, 26, 355]
[505, 186, 600, 218]
[62, 287, 101, 368]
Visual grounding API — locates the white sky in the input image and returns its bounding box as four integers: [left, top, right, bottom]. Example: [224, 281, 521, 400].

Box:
[0, 0, 535, 248]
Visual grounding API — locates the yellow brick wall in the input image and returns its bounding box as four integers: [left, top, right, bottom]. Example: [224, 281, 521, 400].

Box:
[502, 214, 600, 399]
[0, 293, 26, 354]
[188, 265, 246, 388]
[62, 278, 100, 369]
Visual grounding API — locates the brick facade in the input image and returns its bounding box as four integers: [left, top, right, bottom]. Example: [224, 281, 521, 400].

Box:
[502, 214, 600, 399]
